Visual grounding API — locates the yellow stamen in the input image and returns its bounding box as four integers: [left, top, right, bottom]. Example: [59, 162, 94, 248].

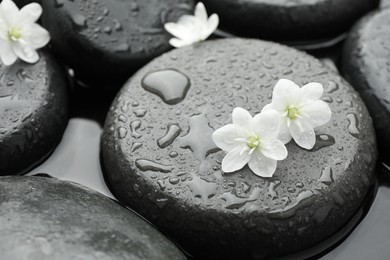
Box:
[8, 27, 21, 41]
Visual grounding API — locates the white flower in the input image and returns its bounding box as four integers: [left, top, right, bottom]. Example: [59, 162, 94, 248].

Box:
[262, 79, 332, 150]
[164, 2, 219, 48]
[212, 107, 288, 178]
[0, 0, 50, 65]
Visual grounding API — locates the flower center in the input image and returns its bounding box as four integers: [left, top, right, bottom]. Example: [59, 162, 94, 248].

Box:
[8, 27, 21, 41]
[286, 105, 300, 120]
[246, 136, 260, 150]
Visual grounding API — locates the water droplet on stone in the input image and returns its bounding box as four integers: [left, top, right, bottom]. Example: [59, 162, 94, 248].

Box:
[186, 174, 218, 201]
[319, 166, 334, 185]
[158, 124, 181, 148]
[220, 187, 262, 210]
[326, 81, 339, 93]
[71, 13, 87, 28]
[133, 109, 147, 117]
[142, 69, 190, 105]
[135, 159, 174, 173]
[347, 113, 362, 139]
[310, 134, 335, 151]
[130, 120, 142, 138]
[117, 127, 127, 139]
[180, 113, 219, 160]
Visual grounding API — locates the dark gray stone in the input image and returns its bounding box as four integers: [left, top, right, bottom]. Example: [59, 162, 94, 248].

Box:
[0, 176, 186, 260]
[205, 0, 379, 42]
[0, 51, 69, 176]
[341, 8, 390, 160]
[41, 0, 194, 86]
[102, 38, 377, 259]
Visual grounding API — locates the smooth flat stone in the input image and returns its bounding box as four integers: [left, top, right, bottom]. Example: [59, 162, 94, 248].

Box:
[0, 176, 186, 260]
[0, 51, 69, 176]
[205, 0, 379, 42]
[341, 8, 390, 158]
[101, 38, 377, 259]
[41, 0, 194, 86]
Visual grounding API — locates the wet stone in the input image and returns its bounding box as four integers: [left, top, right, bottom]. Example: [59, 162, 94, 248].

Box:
[204, 0, 378, 43]
[101, 39, 377, 259]
[0, 176, 186, 260]
[0, 51, 69, 176]
[342, 8, 390, 158]
[41, 0, 194, 86]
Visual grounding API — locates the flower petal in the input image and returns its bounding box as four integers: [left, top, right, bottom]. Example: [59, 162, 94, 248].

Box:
[248, 151, 277, 178]
[22, 23, 50, 48]
[17, 2, 42, 25]
[12, 40, 39, 63]
[277, 120, 292, 144]
[221, 145, 251, 173]
[289, 118, 316, 149]
[260, 138, 287, 161]
[271, 79, 300, 111]
[0, 0, 19, 25]
[194, 2, 208, 23]
[298, 82, 324, 106]
[232, 107, 252, 127]
[164, 22, 191, 41]
[202, 13, 218, 40]
[169, 38, 190, 48]
[300, 100, 331, 128]
[251, 110, 282, 139]
[212, 124, 242, 152]
[0, 39, 17, 65]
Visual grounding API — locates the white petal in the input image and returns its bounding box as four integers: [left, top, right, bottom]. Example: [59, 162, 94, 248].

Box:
[232, 107, 252, 127]
[248, 151, 277, 178]
[0, 39, 17, 65]
[17, 2, 42, 25]
[251, 110, 282, 139]
[261, 103, 273, 112]
[221, 145, 251, 173]
[289, 118, 316, 149]
[298, 82, 324, 106]
[12, 40, 39, 63]
[194, 2, 208, 23]
[300, 100, 331, 128]
[212, 124, 242, 152]
[201, 13, 219, 40]
[0, 0, 20, 25]
[277, 119, 292, 144]
[22, 23, 50, 48]
[164, 22, 191, 40]
[169, 38, 189, 48]
[271, 79, 300, 111]
[260, 138, 287, 161]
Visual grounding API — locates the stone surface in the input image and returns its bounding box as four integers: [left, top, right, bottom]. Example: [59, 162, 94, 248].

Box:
[41, 0, 194, 86]
[0, 175, 186, 260]
[0, 51, 69, 176]
[342, 8, 390, 159]
[205, 0, 379, 42]
[101, 38, 377, 259]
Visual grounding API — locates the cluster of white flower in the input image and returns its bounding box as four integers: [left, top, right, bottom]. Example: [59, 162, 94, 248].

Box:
[0, 0, 50, 65]
[212, 79, 332, 178]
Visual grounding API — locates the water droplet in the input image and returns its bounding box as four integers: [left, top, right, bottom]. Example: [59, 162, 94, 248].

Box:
[55, 0, 64, 7]
[220, 187, 262, 210]
[269, 190, 315, 219]
[115, 43, 130, 53]
[310, 134, 335, 151]
[319, 166, 334, 185]
[169, 151, 178, 158]
[158, 124, 181, 148]
[0, 95, 24, 112]
[131, 142, 142, 153]
[71, 13, 87, 28]
[130, 120, 142, 138]
[133, 109, 147, 117]
[326, 81, 339, 93]
[142, 69, 190, 105]
[117, 127, 127, 139]
[135, 159, 173, 173]
[180, 113, 219, 160]
[267, 181, 280, 200]
[347, 113, 362, 139]
[186, 174, 218, 201]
